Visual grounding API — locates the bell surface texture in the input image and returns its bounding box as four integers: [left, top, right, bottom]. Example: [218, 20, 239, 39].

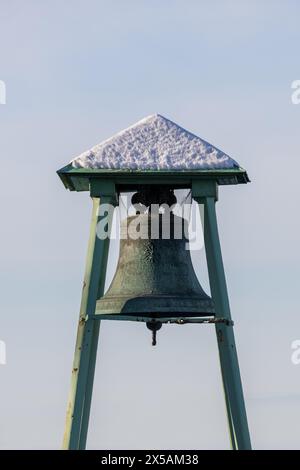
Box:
[96, 212, 215, 320]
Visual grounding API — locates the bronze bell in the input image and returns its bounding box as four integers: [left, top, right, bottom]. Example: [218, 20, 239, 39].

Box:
[96, 188, 215, 331]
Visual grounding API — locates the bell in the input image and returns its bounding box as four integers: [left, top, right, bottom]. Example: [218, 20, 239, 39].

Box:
[96, 188, 215, 324]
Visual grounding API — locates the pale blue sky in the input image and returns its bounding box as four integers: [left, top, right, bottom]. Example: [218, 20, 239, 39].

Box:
[1, 0, 300, 449]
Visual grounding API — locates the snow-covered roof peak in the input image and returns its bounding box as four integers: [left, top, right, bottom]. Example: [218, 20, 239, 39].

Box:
[70, 114, 241, 171]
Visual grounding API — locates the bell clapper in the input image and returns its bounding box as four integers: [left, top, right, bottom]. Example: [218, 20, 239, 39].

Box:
[152, 330, 157, 346]
[146, 321, 162, 346]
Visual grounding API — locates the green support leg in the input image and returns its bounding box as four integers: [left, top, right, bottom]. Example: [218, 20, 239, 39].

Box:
[77, 321, 101, 450]
[63, 190, 115, 450]
[78, 221, 112, 449]
[194, 189, 251, 450]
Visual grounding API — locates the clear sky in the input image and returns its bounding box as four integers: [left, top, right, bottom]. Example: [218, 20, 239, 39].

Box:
[0, 0, 300, 450]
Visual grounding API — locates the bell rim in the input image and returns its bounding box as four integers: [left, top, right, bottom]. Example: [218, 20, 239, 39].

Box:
[96, 294, 215, 316]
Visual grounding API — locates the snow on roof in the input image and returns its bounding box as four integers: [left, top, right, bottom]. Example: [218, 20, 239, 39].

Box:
[70, 114, 240, 171]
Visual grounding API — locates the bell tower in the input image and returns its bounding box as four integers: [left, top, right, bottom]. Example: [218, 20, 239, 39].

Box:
[57, 114, 251, 450]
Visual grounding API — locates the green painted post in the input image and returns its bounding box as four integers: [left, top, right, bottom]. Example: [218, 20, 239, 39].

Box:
[192, 181, 251, 450]
[78, 206, 113, 449]
[63, 182, 116, 450]
[77, 321, 100, 449]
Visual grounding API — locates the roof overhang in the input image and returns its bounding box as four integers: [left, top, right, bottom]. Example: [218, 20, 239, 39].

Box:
[57, 165, 250, 192]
